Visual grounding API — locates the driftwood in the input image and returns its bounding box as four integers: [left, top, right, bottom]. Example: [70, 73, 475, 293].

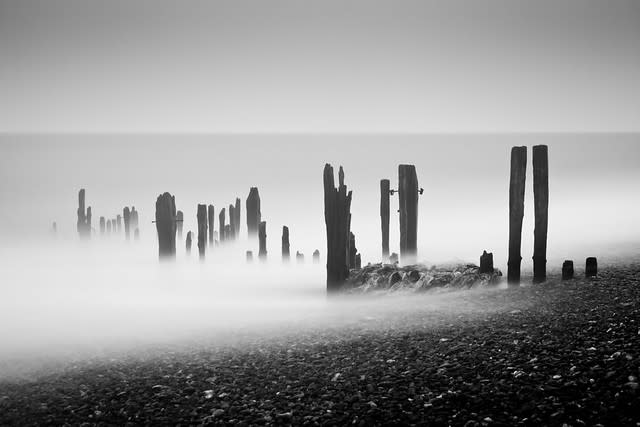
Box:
[323, 164, 352, 292]
[562, 260, 574, 280]
[585, 257, 598, 277]
[155, 192, 177, 259]
[208, 205, 215, 246]
[479, 250, 494, 274]
[246, 187, 261, 238]
[197, 204, 207, 259]
[282, 226, 290, 262]
[508, 146, 527, 286]
[380, 179, 390, 261]
[532, 145, 549, 283]
[398, 165, 418, 264]
[258, 221, 267, 260]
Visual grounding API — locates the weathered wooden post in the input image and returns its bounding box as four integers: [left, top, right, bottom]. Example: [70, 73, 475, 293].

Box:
[176, 210, 184, 240]
[313, 249, 320, 263]
[246, 250, 253, 262]
[131, 207, 139, 234]
[296, 251, 304, 264]
[323, 164, 352, 293]
[380, 179, 390, 261]
[99, 217, 105, 235]
[234, 198, 241, 237]
[398, 165, 419, 264]
[77, 189, 91, 239]
[197, 204, 207, 259]
[116, 215, 122, 233]
[186, 231, 192, 254]
[155, 192, 177, 259]
[246, 187, 261, 238]
[219, 208, 226, 243]
[228, 204, 236, 240]
[282, 226, 290, 262]
[355, 253, 361, 269]
[348, 232, 357, 269]
[562, 260, 574, 280]
[479, 250, 494, 274]
[224, 224, 231, 240]
[207, 205, 215, 246]
[532, 145, 549, 283]
[123, 207, 131, 239]
[508, 146, 527, 286]
[106, 219, 112, 234]
[585, 257, 598, 277]
[52, 221, 57, 234]
[86, 207, 92, 235]
[258, 221, 267, 260]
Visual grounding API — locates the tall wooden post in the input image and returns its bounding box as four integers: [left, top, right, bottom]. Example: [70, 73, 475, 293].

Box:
[229, 204, 236, 240]
[282, 225, 290, 262]
[116, 215, 122, 233]
[348, 231, 357, 269]
[77, 189, 90, 239]
[130, 207, 138, 233]
[323, 164, 352, 293]
[219, 208, 226, 243]
[207, 204, 215, 246]
[197, 204, 207, 259]
[155, 192, 177, 259]
[246, 187, 261, 238]
[176, 210, 184, 240]
[86, 207, 92, 235]
[532, 145, 549, 283]
[186, 231, 192, 254]
[123, 207, 131, 240]
[398, 165, 418, 264]
[508, 146, 527, 286]
[258, 221, 267, 260]
[380, 179, 390, 261]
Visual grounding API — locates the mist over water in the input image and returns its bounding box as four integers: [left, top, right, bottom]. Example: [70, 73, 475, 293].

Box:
[1, 133, 639, 379]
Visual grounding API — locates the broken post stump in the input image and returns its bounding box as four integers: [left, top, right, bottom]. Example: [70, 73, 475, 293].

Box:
[508, 146, 527, 286]
[282, 226, 290, 262]
[116, 215, 122, 233]
[532, 145, 549, 283]
[296, 251, 304, 264]
[218, 208, 226, 243]
[106, 219, 112, 234]
[398, 165, 418, 264]
[234, 198, 241, 237]
[313, 249, 320, 264]
[258, 221, 267, 260]
[99, 216, 105, 235]
[186, 231, 192, 254]
[380, 179, 390, 261]
[562, 260, 574, 280]
[155, 192, 177, 259]
[585, 257, 598, 277]
[208, 204, 215, 246]
[123, 207, 131, 240]
[246, 187, 261, 238]
[197, 204, 207, 259]
[479, 250, 494, 274]
[177, 210, 184, 240]
[246, 250, 253, 262]
[323, 164, 352, 292]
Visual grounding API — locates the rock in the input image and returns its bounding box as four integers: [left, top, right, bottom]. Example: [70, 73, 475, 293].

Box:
[388, 272, 402, 286]
[407, 270, 420, 282]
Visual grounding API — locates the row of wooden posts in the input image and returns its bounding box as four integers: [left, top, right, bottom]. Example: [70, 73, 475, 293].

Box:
[74, 188, 140, 240]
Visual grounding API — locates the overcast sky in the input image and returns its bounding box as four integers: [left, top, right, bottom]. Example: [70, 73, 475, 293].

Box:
[1, 0, 639, 133]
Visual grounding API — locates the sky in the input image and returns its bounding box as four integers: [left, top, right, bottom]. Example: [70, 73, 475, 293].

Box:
[1, 0, 639, 133]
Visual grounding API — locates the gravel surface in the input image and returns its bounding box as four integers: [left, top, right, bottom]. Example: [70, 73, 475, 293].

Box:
[1, 264, 639, 426]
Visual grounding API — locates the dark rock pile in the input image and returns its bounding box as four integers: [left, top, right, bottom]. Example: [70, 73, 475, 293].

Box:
[344, 262, 503, 293]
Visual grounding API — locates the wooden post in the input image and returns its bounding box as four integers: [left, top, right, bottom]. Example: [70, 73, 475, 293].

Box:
[313, 249, 320, 263]
[282, 225, 290, 262]
[508, 146, 527, 286]
[348, 231, 357, 269]
[323, 164, 352, 293]
[234, 198, 241, 237]
[106, 219, 111, 234]
[131, 207, 139, 234]
[229, 204, 236, 240]
[296, 251, 304, 264]
[186, 231, 192, 254]
[77, 189, 90, 239]
[224, 224, 231, 240]
[207, 204, 215, 246]
[479, 250, 494, 273]
[380, 179, 390, 261]
[86, 207, 92, 235]
[116, 215, 122, 233]
[99, 217, 105, 235]
[197, 204, 207, 259]
[258, 221, 267, 260]
[585, 257, 598, 277]
[398, 165, 418, 264]
[123, 207, 131, 240]
[562, 260, 574, 280]
[355, 253, 361, 269]
[155, 192, 177, 259]
[246, 250, 253, 262]
[532, 145, 549, 283]
[134, 228, 140, 240]
[219, 208, 226, 243]
[246, 187, 261, 238]
[176, 210, 184, 240]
